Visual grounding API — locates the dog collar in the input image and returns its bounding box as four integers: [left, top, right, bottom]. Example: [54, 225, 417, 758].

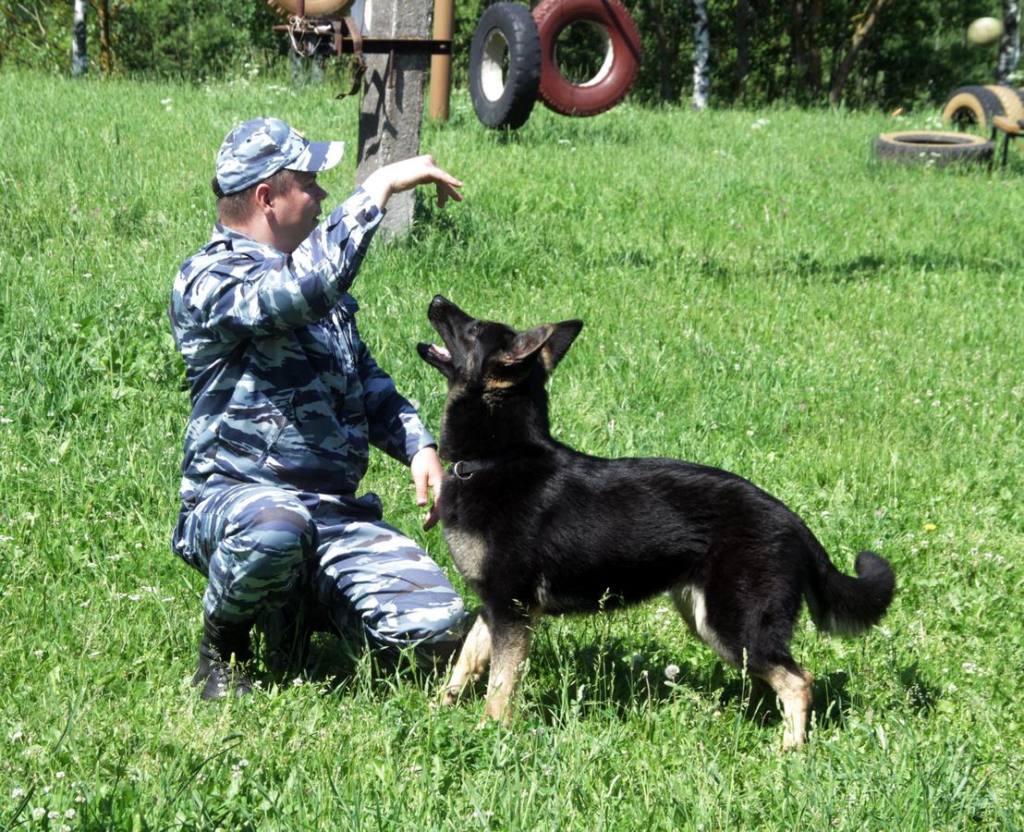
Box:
[449, 452, 521, 480]
[449, 459, 491, 480]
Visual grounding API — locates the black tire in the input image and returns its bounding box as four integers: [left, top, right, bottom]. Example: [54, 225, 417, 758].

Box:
[469, 3, 541, 130]
[941, 84, 1024, 130]
[873, 131, 994, 166]
[532, 0, 642, 117]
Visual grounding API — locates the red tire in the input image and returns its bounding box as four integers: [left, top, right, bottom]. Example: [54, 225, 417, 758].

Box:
[532, 0, 642, 117]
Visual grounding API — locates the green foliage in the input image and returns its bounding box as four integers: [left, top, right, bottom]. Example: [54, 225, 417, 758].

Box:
[2, 71, 1024, 829]
[0, 0, 1013, 107]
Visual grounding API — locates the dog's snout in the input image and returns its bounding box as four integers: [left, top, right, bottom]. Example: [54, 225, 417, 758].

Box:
[430, 294, 450, 310]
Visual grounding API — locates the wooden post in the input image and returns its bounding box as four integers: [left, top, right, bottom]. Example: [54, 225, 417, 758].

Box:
[429, 0, 454, 121]
[356, 0, 431, 237]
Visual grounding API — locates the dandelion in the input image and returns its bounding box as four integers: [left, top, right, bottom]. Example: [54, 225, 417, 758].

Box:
[923, 523, 937, 533]
[664, 663, 680, 682]
[292, 677, 304, 686]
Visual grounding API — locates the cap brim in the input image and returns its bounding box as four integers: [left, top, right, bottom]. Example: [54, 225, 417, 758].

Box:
[290, 140, 345, 173]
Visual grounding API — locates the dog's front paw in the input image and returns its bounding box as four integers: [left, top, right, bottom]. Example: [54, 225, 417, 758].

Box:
[441, 686, 462, 707]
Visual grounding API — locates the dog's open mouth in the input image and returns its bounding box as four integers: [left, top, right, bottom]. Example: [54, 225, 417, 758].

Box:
[417, 341, 452, 369]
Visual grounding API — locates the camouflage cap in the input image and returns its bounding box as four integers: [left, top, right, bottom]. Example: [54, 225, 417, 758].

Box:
[214, 117, 344, 196]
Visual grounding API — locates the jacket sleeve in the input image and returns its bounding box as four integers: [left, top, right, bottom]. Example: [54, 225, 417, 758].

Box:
[178, 189, 383, 345]
[354, 331, 437, 465]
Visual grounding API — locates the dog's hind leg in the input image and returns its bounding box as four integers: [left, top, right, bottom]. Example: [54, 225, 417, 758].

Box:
[481, 616, 531, 725]
[756, 663, 813, 751]
[442, 614, 492, 707]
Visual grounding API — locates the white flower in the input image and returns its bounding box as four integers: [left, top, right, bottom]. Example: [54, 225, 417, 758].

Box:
[31, 807, 46, 821]
[664, 663, 680, 681]
[11, 787, 24, 798]
[55, 771, 65, 780]
[65, 808, 77, 819]
[292, 677, 304, 686]
[49, 809, 60, 820]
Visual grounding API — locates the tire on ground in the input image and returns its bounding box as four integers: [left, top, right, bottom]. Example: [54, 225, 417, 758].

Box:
[532, 0, 642, 117]
[469, 3, 541, 130]
[941, 84, 1024, 130]
[873, 131, 994, 166]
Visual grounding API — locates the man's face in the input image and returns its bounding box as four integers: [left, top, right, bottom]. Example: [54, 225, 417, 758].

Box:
[269, 170, 329, 254]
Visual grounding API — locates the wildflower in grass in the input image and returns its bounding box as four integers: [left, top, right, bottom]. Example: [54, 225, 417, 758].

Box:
[31, 807, 46, 821]
[664, 663, 680, 682]
[11, 787, 24, 798]
[65, 808, 76, 820]
[923, 523, 937, 533]
[55, 771, 65, 780]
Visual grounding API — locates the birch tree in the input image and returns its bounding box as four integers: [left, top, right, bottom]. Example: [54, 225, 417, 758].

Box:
[692, 0, 710, 109]
[997, 0, 1020, 84]
[72, 0, 87, 76]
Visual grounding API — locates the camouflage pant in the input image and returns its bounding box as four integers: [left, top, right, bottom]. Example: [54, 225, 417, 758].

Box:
[172, 483, 466, 654]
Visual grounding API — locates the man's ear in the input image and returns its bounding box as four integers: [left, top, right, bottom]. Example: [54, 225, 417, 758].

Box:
[540, 320, 583, 371]
[253, 181, 273, 212]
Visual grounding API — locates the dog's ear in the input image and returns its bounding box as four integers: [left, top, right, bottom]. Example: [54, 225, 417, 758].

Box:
[540, 320, 583, 372]
[499, 325, 554, 366]
[499, 320, 583, 372]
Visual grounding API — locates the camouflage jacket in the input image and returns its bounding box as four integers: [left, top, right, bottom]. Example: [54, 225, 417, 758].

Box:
[170, 188, 435, 510]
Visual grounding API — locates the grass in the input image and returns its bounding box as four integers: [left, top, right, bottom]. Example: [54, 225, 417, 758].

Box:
[1, 70, 1022, 830]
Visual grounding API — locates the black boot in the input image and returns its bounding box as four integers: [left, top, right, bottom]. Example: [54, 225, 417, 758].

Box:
[257, 605, 314, 677]
[192, 614, 255, 701]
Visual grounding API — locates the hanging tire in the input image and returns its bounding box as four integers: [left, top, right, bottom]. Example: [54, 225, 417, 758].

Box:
[941, 84, 1024, 130]
[266, 0, 352, 17]
[469, 3, 541, 130]
[532, 0, 642, 117]
[873, 131, 994, 166]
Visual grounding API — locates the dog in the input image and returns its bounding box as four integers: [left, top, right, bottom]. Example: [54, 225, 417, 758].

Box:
[417, 296, 895, 749]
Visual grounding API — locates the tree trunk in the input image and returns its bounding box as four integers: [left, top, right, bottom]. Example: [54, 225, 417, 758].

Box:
[692, 0, 710, 110]
[72, 0, 87, 76]
[827, 0, 891, 106]
[997, 0, 1021, 84]
[807, 0, 823, 96]
[97, 0, 112, 75]
[735, 0, 750, 97]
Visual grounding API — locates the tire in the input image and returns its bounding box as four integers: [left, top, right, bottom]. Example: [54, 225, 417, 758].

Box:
[532, 0, 642, 117]
[266, 0, 352, 17]
[941, 84, 1024, 130]
[873, 131, 994, 166]
[469, 3, 541, 130]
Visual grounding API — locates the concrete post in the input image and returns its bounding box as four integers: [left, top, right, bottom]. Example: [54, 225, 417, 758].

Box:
[355, 0, 431, 237]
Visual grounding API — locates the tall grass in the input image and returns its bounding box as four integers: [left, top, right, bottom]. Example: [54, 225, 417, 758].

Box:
[0, 71, 1021, 830]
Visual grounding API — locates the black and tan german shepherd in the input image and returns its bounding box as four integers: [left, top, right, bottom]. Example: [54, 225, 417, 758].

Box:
[417, 295, 894, 749]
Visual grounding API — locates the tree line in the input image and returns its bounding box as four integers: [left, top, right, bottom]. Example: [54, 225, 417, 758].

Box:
[1, 0, 1019, 110]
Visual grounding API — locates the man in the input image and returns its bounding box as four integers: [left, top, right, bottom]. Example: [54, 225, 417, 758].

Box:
[169, 116, 465, 700]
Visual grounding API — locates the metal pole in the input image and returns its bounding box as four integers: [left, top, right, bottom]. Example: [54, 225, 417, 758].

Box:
[428, 0, 454, 121]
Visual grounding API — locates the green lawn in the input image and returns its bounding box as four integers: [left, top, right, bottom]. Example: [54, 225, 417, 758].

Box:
[1, 71, 1022, 830]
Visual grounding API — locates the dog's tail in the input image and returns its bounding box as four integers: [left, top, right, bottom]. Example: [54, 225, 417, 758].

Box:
[804, 537, 895, 636]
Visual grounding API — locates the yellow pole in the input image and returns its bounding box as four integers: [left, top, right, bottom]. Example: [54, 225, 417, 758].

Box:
[429, 0, 454, 121]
